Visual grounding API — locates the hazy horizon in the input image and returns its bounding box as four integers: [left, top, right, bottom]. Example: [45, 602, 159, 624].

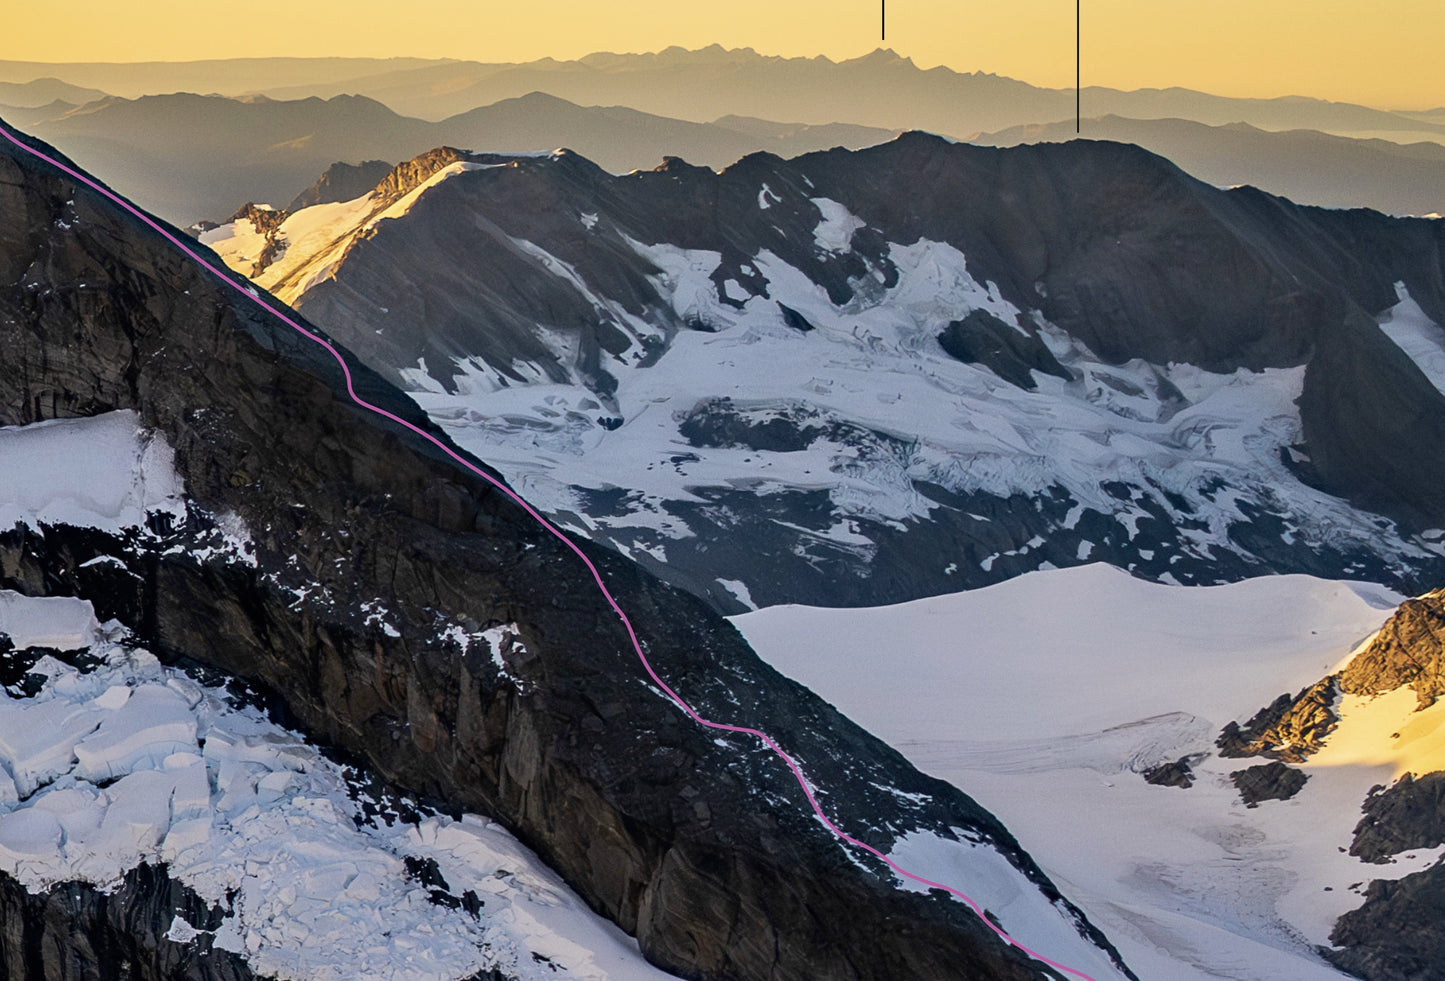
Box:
[3, 1, 1442, 111]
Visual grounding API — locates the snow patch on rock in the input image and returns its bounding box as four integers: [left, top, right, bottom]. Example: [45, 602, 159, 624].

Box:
[0, 595, 677, 981]
[1380, 281, 1445, 398]
[0, 410, 184, 534]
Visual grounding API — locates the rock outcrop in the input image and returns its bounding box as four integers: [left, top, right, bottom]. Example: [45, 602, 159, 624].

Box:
[1217, 677, 1340, 762]
[1328, 863, 1445, 981]
[936, 309, 1071, 391]
[369, 146, 472, 205]
[1141, 757, 1195, 788]
[1230, 762, 1309, 807]
[1341, 588, 1445, 709]
[0, 121, 1129, 980]
[1351, 771, 1445, 863]
[0, 864, 253, 981]
[224, 202, 290, 277]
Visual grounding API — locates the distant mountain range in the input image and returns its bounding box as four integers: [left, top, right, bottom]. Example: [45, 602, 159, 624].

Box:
[7, 48, 1440, 144]
[11, 91, 899, 223]
[11, 87, 1444, 227]
[0, 76, 105, 108]
[977, 116, 1445, 216]
[0, 57, 442, 98]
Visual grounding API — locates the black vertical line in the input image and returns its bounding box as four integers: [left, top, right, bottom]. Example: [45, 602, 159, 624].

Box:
[1076, 0, 1081, 133]
[882, 0, 886, 41]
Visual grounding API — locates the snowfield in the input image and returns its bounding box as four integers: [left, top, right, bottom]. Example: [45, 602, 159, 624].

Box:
[1380, 281, 1445, 398]
[0, 410, 184, 533]
[733, 564, 1436, 981]
[0, 590, 679, 981]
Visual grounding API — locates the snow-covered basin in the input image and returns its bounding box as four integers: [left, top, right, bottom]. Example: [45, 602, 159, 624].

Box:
[732, 564, 1428, 981]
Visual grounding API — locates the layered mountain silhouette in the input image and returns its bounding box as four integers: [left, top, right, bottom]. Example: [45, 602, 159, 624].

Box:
[978, 116, 1445, 217]
[11, 57, 1441, 228]
[17, 91, 898, 223]
[0, 77, 106, 108]
[75, 47, 1439, 140]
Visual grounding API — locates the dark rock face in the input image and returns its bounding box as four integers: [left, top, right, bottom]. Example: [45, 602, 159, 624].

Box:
[1230, 762, 1309, 806]
[937, 309, 1070, 390]
[286, 158, 393, 211]
[1351, 771, 1445, 863]
[0, 124, 1129, 980]
[271, 134, 1445, 611]
[775, 301, 815, 332]
[1341, 589, 1445, 709]
[0, 864, 253, 981]
[1217, 678, 1340, 763]
[1328, 862, 1445, 981]
[1142, 757, 1195, 789]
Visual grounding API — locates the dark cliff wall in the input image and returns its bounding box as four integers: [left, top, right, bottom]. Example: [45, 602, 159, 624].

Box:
[0, 123, 1122, 980]
[0, 865, 252, 981]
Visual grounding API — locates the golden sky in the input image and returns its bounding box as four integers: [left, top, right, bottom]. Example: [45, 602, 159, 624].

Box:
[3, 0, 1441, 110]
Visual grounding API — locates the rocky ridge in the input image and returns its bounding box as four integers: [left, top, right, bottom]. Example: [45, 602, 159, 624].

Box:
[0, 120, 1129, 980]
[1216, 678, 1341, 762]
[1229, 761, 1309, 807]
[1221, 590, 1445, 761]
[208, 135, 1445, 612]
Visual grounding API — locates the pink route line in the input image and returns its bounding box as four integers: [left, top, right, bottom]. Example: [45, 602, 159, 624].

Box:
[0, 122, 1107, 981]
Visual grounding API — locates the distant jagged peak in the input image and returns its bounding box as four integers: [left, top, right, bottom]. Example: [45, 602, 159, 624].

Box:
[651, 154, 714, 176]
[287, 158, 394, 212]
[844, 47, 918, 68]
[578, 45, 821, 71]
[226, 201, 287, 228]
